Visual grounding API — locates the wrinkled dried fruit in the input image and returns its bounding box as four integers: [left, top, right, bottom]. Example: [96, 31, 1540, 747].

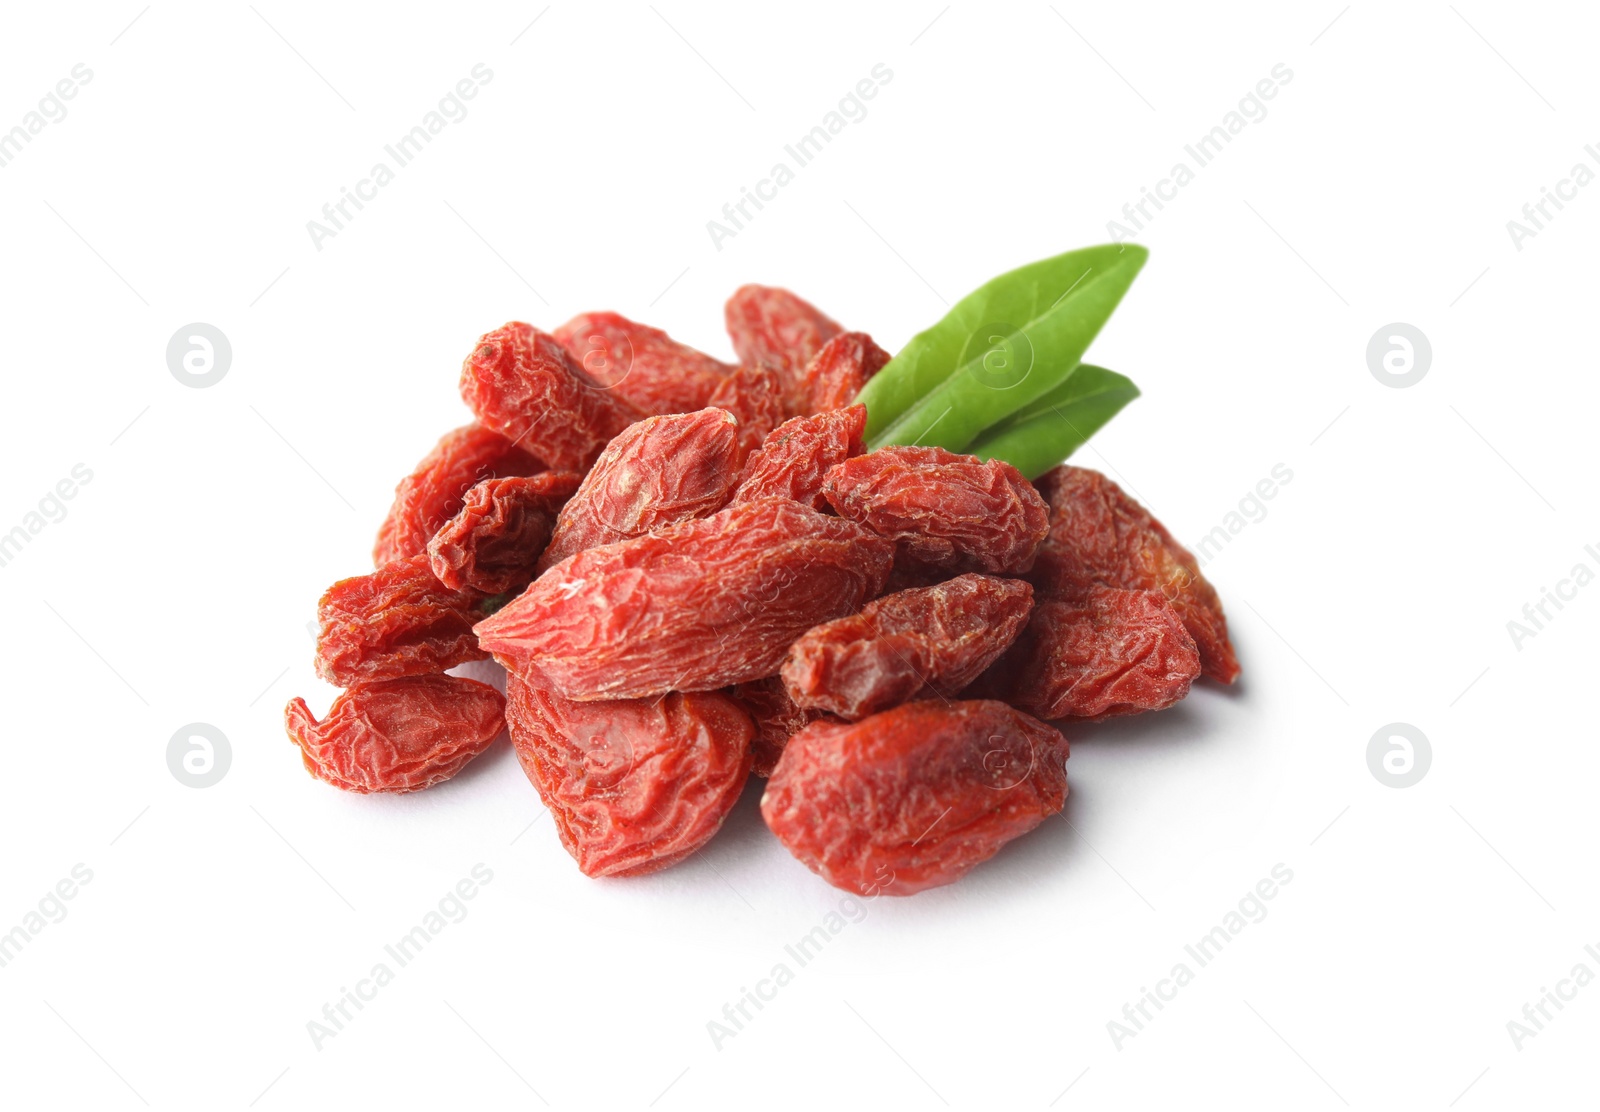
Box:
[428, 472, 582, 594]
[537, 408, 743, 573]
[1031, 466, 1239, 683]
[730, 676, 827, 778]
[373, 424, 542, 566]
[475, 497, 895, 700]
[460, 322, 642, 472]
[505, 671, 752, 877]
[553, 311, 735, 417]
[316, 555, 489, 686]
[285, 674, 505, 793]
[762, 700, 1069, 896]
[824, 445, 1050, 575]
[782, 574, 1034, 719]
[707, 363, 786, 462]
[801, 331, 890, 415]
[725, 285, 843, 415]
[982, 586, 1199, 718]
[730, 404, 867, 511]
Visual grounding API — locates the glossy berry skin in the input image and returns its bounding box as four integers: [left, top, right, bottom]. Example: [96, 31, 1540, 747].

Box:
[731, 404, 867, 511]
[782, 574, 1034, 720]
[427, 471, 582, 594]
[373, 424, 542, 567]
[553, 311, 735, 417]
[505, 671, 752, 877]
[1031, 466, 1239, 683]
[762, 700, 1069, 896]
[474, 497, 895, 701]
[800, 331, 890, 415]
[982, 586, 1200, 719]
[724, 285, 843, 416]
[316, 555, 489, 686]
[285, 674, 505, 794]
[459, 321, 642, 472]
[536, 408, 743, 574]
[823, 445, 1051, 575]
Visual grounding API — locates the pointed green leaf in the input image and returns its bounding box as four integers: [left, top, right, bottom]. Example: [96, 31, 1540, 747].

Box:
[967, 364, 1140, 480]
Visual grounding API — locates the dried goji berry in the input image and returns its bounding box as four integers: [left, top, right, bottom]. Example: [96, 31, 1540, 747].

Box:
[761, 699, 1069, 896]
[707, 363, 785, 462]
[475, 497, 895, 700]
[730, 676, 828, 778]
[459, 322, 642, 472]
[725, 285, 843, 415]
[730, 404, 867, 511]
[980, 586, 1199, 719]
[285, 674, 505, 794]
[373, 424, 542, 567]
[428, 471, 582, 594]
[536, 408, 743, 574]
[823, 445, 1050, 575]
[800, 331, 890, 415]
[505, 670, 752, 877]
[553, 311, 735, 417]
[1031, 466, 1239, 683]
[316, 555, 489, 686]
[782, 574, 1034, 719]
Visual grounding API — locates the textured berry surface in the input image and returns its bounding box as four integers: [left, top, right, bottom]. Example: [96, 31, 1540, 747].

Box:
[724, 285, 843, 415]
[285, 674, 505, 794]
[707, 364, 786, 462]
[800, 331, 890, 415]
[730, 404, 867, 511]
[537, 408, 743, 573]
[983, 586, 1199, 719]
[428, 472, 582, 594]
[1031, 466, 1239, 683]
[316, 555, 489, 686]
[782, 574, 1034, 719]
[824, 445, 1050, 575]
[460, 321, 642, 472]
[373, 424, 542, 567]
[475, 497, 895, 700]
[762, 700, 1069, 896]
[553, 311, 734, 417]
[505, 671, 752, 877]
[730, 676, 828, 778]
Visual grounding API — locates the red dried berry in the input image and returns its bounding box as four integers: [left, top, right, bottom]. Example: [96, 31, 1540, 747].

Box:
[505, 670, 752, 877]
[983, 586, 1199, 719]
[725, 285, 843, 415]
[707, 363, 786, 462]
[459, 322, 643, 472]
[782, 574, 1034, 719]
[427, 472, 582, 594]
[800, 331, 890, 415]
[474, 497, 895, 700]
[553, 311, 735, 417]
[1031, 466, 1239, 683]
[730, 676, 828, 778]
[536, 408, 743, 574]
[316, 555, 489, 686]
[761, 700, 1069, 896]
[285, 674, 505, 794]
[730, 404, 867, 511]
[373, 424, 542, 567]
[824, 446, 1051, 575]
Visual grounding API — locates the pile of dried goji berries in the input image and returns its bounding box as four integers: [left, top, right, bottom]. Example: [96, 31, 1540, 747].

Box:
[286, 282, 1239, 897]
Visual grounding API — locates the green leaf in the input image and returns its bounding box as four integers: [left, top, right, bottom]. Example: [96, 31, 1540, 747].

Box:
[967, 365, 1140, 480]
[857, 243, 1147, 451]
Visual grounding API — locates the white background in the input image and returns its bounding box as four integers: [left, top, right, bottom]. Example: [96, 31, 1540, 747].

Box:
[1, 2, 1594, 1108]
